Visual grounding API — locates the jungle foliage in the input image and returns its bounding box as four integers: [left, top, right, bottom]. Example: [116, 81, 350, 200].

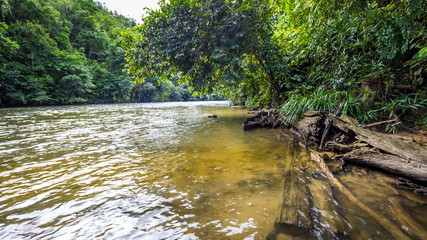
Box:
[0, 0, 134, 105]
[124, 0, 426, 129]
[0, 0, 205, 106]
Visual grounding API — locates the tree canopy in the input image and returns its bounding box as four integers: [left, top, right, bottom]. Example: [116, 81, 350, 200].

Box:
[124, 0, 426, 129]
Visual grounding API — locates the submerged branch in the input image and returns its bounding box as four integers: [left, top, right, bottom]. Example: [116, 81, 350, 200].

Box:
[309, 150, 410, 239]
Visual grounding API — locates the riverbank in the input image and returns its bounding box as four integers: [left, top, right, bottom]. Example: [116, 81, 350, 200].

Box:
[239, 110, 427, 239]
[244, 110, 427, 189]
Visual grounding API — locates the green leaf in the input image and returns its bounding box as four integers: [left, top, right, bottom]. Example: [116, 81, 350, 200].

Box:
[410, 0, 422, 10]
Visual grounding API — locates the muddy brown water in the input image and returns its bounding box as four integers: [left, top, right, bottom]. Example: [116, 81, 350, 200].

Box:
[0, 102, 425, 239]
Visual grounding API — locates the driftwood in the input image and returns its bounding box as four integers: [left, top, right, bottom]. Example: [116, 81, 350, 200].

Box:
[341, 148, 427, 184]
[331, 115, 426, 163]
[293, 112, 427, 183]
[243, 110, 281, 130]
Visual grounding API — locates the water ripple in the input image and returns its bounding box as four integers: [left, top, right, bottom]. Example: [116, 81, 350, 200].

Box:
[1, 102, 426, 239]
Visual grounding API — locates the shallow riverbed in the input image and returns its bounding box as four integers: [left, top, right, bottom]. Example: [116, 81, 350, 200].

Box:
[0, 102, 425, 239]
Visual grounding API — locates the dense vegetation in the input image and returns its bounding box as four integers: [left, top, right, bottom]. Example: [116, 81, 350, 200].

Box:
[0, 0, 212, 106]
[0, 0, 130, 105]
[124, 0, 426, 131]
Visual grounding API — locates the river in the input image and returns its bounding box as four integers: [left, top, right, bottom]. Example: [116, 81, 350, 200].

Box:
[0, 101, 425, 239]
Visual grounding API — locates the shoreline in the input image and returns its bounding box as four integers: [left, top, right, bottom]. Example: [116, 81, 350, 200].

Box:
[244, 110, 427, 188]
[0, 100, 229, 109]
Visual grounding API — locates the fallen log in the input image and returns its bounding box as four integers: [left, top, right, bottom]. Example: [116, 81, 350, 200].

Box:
[326, 141, 369, 153]
[284, 112, 425, 237]
[294, 112, 427, 182]
[295, 112, 323, 142]
[276, 146, 312, 229]
[341, 148, 427, 184]
[397, 178, 427, 194]
[276, 139, 347, 236]
[243, 117, 262, 130]
[243, 110, 280, 130]
[330, 115, 426, 163]
[307, 178, 346, 235]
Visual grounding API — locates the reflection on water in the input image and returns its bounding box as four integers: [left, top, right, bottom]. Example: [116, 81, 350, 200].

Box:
[0, 101, 425, 239]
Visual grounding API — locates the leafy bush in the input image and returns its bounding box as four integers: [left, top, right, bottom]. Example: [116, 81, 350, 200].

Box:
[416, 113, 427, 131]
[279, 86, 375, 125]
[381, 93, 427, 119]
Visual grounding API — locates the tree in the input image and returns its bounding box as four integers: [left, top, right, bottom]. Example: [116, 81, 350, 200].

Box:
[124, 0, 287, 107]
[1, 0, 137, 106]
[124, 0, 426, 128]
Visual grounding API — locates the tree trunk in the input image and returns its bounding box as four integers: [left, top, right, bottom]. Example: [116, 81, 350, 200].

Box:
[331, 115, 426, 163]
[341, 148, 427, 184]
[276, 146, 312, 229]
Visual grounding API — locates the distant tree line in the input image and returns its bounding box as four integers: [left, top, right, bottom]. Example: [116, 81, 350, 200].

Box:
[0, 0, 215, 107]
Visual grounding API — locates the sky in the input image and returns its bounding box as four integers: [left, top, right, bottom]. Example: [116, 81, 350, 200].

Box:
[99, 0, 160, 23]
